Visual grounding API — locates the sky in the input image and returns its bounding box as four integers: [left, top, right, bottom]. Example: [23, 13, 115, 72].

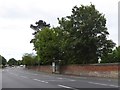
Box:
[0, 0, 119, 60]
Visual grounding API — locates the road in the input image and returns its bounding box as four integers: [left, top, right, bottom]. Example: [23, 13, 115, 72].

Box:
[2, 67, 119, 90]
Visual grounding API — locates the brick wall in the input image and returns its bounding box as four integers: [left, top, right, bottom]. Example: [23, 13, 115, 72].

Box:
[60, 63, 119, 78]
[27, 65, 52, 73]
[26, 63, 119, 78]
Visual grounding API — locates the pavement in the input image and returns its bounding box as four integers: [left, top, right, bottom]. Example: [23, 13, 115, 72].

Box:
[2, 66, 119, 90]
[0, 69, 2, 90]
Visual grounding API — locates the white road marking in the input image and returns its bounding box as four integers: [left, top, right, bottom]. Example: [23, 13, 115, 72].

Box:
[88, 82, 119, 87]
[45, 80, 57, 81]
[58, 85, 78, 90]
[109, 85, 120, 88]
[57, 77, 76, 81]
[108, 79, 111, 81]
[88, 82, 108, 86]
[45, 79, 69, 82]
[69, 79, 76, 81]
[33, 79, 48, 83]
[20, 76, 28, 79]
[58, 84, 72, 89]
[58, 78, 63, 79]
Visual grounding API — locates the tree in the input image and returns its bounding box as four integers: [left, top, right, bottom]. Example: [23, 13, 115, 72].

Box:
[0, 55, 7, 67]
[58, 4, 115, 64]
[17, 60, 23, 65]
[30, 4, 115, 65]
[115, 46, 120, 62]
[22, 53, 36, 66]
[30, 20, 50, 35]
[31, 27, 64, 65]
[0, 55, 2, 65]
[8, 58, 17, 66]
[30, 20, 65, 65]
[101, 46, 120, 63]
[2, 56, 7, 66]
[30, 20, 50, 50]
[30, 20, 51, 65]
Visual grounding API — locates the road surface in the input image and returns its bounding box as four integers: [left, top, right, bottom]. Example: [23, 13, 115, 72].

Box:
[2, 67, 119, 90]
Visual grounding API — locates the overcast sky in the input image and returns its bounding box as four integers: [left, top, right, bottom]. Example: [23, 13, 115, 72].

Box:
[0, 0, 119, 60]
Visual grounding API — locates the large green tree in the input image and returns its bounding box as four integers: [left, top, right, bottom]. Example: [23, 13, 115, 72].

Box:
[31, 27, 64, 65]
[30, 20, 51, 65]
[30, 4, 115, 65]
[58, 4, 115, 64]
[30, 20, 50, 50]
[30, 20, 65, 65]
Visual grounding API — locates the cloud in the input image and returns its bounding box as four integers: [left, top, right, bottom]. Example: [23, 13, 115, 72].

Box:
[0, 0, 119, 60]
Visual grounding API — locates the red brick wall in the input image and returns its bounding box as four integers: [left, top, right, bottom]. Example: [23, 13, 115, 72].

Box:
[26, 63, 119, 78]
[60, 64, 118, 72]
[60, 63, 119, 78]
[27, 65, 52, 73]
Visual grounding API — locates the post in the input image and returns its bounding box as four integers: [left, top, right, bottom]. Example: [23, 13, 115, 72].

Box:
[52, 62, 55, 73]
[98, 58, 101, 63]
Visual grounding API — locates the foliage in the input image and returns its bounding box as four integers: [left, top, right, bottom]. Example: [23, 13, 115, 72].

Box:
[8, 58, 17, 66]
[22, 53, 37, 66]
[0, 55, 1, 65]
[29, 3, 116, 65]
[30, 20, 50, 31]
[2, 56, 7, 66]
[58, 4, 115, 64]
[0, 55, 7, 67]
[31, 27, 64, 65]
[101, 46, 120, 63]
[17, 60, 23, 65]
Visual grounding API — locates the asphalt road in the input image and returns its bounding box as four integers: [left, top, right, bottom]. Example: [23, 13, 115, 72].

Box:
[2, 67, 119, 90]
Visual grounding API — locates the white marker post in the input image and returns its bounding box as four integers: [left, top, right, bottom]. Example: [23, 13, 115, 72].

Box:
[98, 58, 101, 63]
[52, 62, 55, 73]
